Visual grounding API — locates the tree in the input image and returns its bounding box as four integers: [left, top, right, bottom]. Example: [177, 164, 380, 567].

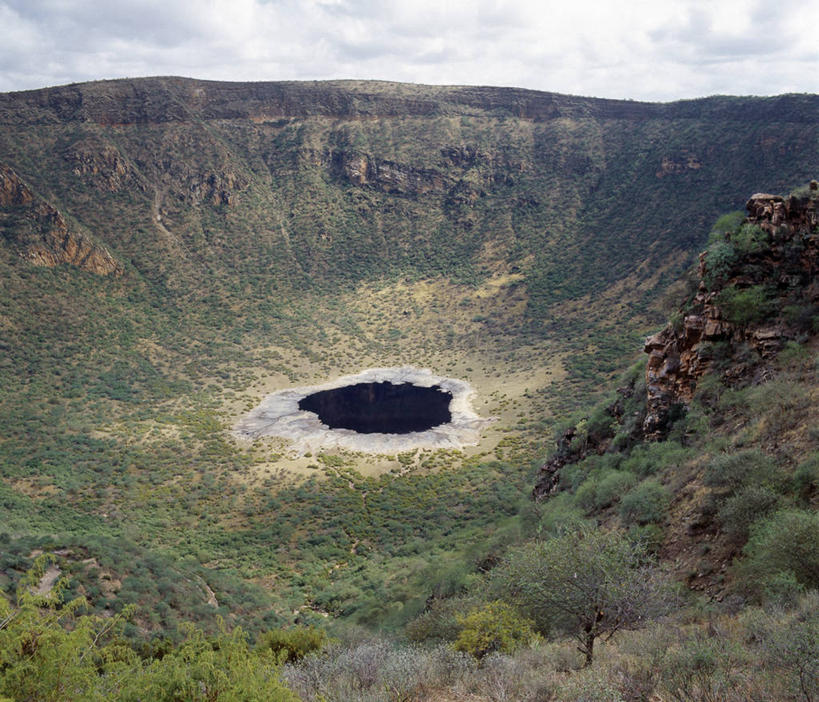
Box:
[493, 527, 674, 665]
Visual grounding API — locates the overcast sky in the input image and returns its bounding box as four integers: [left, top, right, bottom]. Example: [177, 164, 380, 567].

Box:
[2, 0, 817, 101]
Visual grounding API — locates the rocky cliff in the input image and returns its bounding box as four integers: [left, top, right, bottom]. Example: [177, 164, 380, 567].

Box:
[0, 164, 122, 275]
[643, 184, 818, 438]
[1, 78, 816, 310]
[534, 182, 818, 500]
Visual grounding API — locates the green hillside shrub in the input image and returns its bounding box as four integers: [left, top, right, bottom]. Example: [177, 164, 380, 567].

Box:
[621, 441, 693, 478]
[739, 592, 818, 702]
[0, 559, 297, 702]
[704, 449, 785, 494]
[793, 452, 819, 501]
[717, 285, 775, 325]
[535, 492, 591, 536]
[738, 509, 819, 598]
[256, 626, 330, 663]
[731, 224, 769, 255]
[619, 480, 670, 526]
[575, 470, 637, 513]
[709, 210, 745, 239]
[703, 240, 738, 290]
[406, 595, 482, 643]
[717, 486, 781, 541]
[454, 600, 537, 660]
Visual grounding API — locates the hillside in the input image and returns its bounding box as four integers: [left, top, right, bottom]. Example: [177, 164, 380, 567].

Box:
[2, 183, 816, 701]
[533, 185, 818, 596]
[0, 78, 818, 643]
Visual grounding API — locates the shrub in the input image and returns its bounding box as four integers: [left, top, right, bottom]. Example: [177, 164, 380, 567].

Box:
[709, 210, 746, 240]
[554, 668, 626, 702]
[454, 601, 537, 660]
[717, 284, 774, 325]
[793, 452, 819, 500]
[704, 450, 784, 494]
[535, 492, 590, 536]
[282, 639, 476, 701]
[658, 631, 739, 702]
[730, 223, 768, 254]
[575, 470, 637, 513]
[621, 441, 692, 478]
[740, 592, 819, 702]
[619, 480, 670, 526]
[703, 240, 738, 290]
[717, 486, 780, 541]
[256, 626, 330, 663]
[738, 509, 819, 596]
[406, 595, 482, 643]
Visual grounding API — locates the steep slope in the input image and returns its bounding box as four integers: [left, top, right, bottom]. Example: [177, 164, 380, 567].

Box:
[534, 183, 818, 596]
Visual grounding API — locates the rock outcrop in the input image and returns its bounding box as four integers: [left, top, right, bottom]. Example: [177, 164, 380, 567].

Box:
[63, 139, 135, 192]
[0, 165, 122, 275]
[534, 183, 818, 498]
[643, 185, 817, 438]
[330, 150, 448, 196]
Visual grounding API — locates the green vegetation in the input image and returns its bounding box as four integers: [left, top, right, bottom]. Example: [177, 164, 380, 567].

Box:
[491, 528, 673, 665]
[0, 559, 297, 701]
[0, 79, 817, 698]
[453, 600, 537, 660]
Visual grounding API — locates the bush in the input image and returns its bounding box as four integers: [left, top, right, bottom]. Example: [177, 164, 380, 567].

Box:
[738, 509, 819, 596]
[703, 240, 738, 290]
[282, 639, 476, 701]
[621, 441, 692, 478]
[717, 486, 780, 541]
[619, 480, 670, 526]
[406, 595, 482, 643]
[535, 492, 591, 536]
[454, 601, 537, 660]
[658, 631, 739, 702]
[730, 223, 768, 254]
[793, 452, 819, 500]
[709, 211, 746, 240]
[256, 626, 330, 663]
[575, 470, 637, 513]
[740, 592, 819, 702]
[717, 284, 774, 325]
[704, 450, 784, 494]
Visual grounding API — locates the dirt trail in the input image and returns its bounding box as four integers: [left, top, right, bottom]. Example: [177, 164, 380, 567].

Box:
[35, 565, 61, 596]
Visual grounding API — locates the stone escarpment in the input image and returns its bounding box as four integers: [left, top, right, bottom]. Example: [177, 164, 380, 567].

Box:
[63, 139, 135, 192]
[534, 183, 818, 499]
[643, 185, 818, 438]
[0, 165, 122, 275]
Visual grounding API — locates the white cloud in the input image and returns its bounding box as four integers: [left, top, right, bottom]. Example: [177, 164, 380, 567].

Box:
[0, 0, 816, 99]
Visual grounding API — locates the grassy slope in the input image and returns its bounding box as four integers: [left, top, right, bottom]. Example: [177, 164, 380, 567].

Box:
[0, 79, 817, 636]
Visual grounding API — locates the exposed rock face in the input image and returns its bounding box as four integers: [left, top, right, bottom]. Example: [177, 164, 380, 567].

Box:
[655, 152, 702, 178]
[184, 171, 247, 206]
[534, 184, 817, 499]
[63, 139, 134, 192]
[0, 165, 122, 275]
[331, 150, 447, 196]
[642, 187, 818, 438]
[0, 165, 34, 206]
[533, 383, 639, 500]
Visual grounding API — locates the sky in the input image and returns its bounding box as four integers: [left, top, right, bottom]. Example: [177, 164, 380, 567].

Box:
[1, 0, 817, 101]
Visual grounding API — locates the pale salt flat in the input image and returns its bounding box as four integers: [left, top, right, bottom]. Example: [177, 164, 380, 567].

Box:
[233, 366, 493, 454]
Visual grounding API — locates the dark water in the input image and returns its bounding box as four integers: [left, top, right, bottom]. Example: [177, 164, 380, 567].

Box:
[298, 381, 452, 434]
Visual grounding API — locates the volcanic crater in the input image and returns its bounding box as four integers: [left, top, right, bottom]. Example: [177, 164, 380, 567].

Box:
[234, 367, 491, 454]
